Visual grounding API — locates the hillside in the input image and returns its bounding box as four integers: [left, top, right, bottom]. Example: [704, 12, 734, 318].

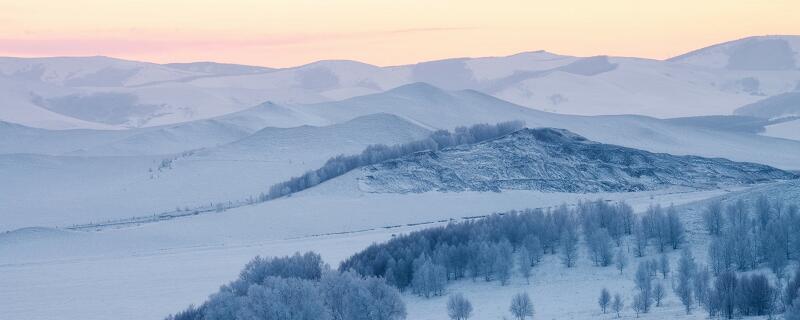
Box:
[0, 113, 430, 230]
[351, 128, 796, 194]
[735, 91, 800, 119]
[669, 35, 800, 70]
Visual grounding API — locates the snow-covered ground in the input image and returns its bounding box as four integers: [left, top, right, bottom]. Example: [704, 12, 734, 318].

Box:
[762, 118, 800, 141]
[0, 185, 749, 320]
[0, 113, 430, 230]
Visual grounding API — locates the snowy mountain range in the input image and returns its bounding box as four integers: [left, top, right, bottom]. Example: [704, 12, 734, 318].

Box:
[2, 35, 800, 130]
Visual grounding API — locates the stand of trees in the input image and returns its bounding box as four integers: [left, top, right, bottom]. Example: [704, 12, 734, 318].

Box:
[705, 196, 799, 277]
[691, 196, 800, 319]
[267, 121, 525, 199]
[340, 200, 646, 297]
[165, 252, 406, 320]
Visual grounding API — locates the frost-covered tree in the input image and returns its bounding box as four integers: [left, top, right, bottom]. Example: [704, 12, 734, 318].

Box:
[631, 293, 645, 317]
[522, 235, 543, 266]
[643, 205, 668, 253]
[164, 304, 204, 320]
[509, 293, 534, 320]
[715, 271, 738, 319]
[446, 293, 473, 320]
[598, 288, 611, 313]
[560, 219, 579, 268]
[612, 293, 623, 318]
[518, 247, 533, 284]
[693, 265, 711, 315]
[763, 219, 789, 279]
[658, 254, 670, 279]
[587, 228, 614, 267]
[703, 201, 724, 236]
[411, 256, 446, 298]
[653, 282, 666, 307]
[238, 277, 330, 320]
[647, 259, 659, 277]
[227, 252, 325, 295]
[666, 205, 685, 250]
[735, 273, 775, 317]
[675, 248, 696, 314]
[755, 195, 772, 230]
[320, 271, 405, 320]
[494, 240, 514, 286]
[633, 220, 648, 258]
[633, 261, 653, 313]
[615, 249, 627, 275]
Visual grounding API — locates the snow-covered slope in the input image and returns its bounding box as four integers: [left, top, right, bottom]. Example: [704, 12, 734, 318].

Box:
[346, 128, 796, 193]
[735, 91, 800, 119]
[0, 56, 284, 129]
[762, 118, 800, 141]
[0, 101, 330, 156]
[0, 114, 430, 230]
[669, 35, 800, 70]
[0, 178, 763, 320]
[298, 83, 800, 170]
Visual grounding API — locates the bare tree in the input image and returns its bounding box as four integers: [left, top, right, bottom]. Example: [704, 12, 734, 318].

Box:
[633, 220, 648, 258]
[518, 247, 533, 284]
[447, 293, 473, 320]
[675, 248, 696, 314]
[653, 282, 665, 307]
[703, 201, 724, 236]
[560, 220, 579, 268]
[633, 262, 652, 313]
[598, 288, 611, 313]
[509, 293, 534, 320]
[612, 294, 623, 318]
[658, 254, 670, 279]
[615, 249, 628, 275]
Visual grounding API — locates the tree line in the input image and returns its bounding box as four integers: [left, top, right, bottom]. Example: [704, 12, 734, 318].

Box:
[339, 200, 686, 298]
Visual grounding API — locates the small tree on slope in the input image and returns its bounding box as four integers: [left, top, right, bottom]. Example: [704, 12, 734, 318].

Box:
[598, 288, 611, 313]
[447, 293, 473, 320]
[509, 292, 534, 320]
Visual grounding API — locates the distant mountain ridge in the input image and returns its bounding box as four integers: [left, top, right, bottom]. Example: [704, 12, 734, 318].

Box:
[355, 128, 797, 193]
[2, 35, 800, 129]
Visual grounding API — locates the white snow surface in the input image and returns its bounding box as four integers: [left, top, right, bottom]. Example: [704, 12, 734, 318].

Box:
[0, 183, 764, 320]
[762, 118, 800, 141]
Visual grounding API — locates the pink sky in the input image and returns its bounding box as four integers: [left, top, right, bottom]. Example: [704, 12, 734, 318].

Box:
[1, 0, 798, 67]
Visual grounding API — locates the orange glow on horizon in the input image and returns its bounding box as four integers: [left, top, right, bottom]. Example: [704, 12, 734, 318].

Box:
[0, 0, 798, 67]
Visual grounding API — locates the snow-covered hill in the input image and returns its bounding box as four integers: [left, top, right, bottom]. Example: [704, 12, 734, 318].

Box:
[0, 113, 430, 230]
[298, 83, 800, 170]
[762, 118, 800, 141]
[669, 35, 800, 70]
[3, 36, 800, 129]
[340, 128, 796, 194]
[735, 91, 800, 119]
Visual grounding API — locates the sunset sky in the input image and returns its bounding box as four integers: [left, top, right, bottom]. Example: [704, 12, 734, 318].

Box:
[1, 0, 798, 67]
